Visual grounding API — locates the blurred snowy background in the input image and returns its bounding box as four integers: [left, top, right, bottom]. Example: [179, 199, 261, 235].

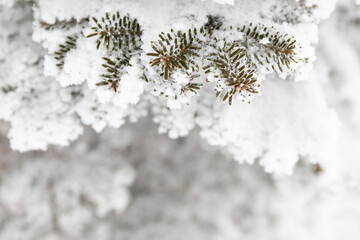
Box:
[1, 0, 360, 239]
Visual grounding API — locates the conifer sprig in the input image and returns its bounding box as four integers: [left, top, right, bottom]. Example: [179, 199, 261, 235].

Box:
[204, 43, 260, 105]
[96, 57, 131, 92]
[237, 23, 298, 72]
[86, 12, 142, 51]
[1, 86, 17, 94]
[146, 28, 206, 80]
[181, 82, 203, 95]
[40, 18, 89, 31]
[85, 12, 143, 94]
[204, 15, 223, 35]
[54, 35, 78, 69]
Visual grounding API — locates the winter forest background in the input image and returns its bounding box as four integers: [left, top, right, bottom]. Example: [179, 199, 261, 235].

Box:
[1, 0, 360, 239]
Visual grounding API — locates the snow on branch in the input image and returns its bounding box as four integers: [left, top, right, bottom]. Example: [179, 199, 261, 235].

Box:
[0, 0, 338, 175]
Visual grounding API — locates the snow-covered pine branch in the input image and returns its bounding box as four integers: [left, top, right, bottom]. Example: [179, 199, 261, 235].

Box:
[0, 0, 338, 175]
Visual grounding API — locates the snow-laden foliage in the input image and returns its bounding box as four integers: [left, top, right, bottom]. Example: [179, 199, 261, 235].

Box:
[0, 0, 340, 175]
[0, 2, 147, 151]
[197, 77, 339, 174]
[0, 129, 135, 240]
[0, 4, 83, 151]
[1, 117, 360, 240]
[2, 0, 360, 239]
[0, 0, 360, 240]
